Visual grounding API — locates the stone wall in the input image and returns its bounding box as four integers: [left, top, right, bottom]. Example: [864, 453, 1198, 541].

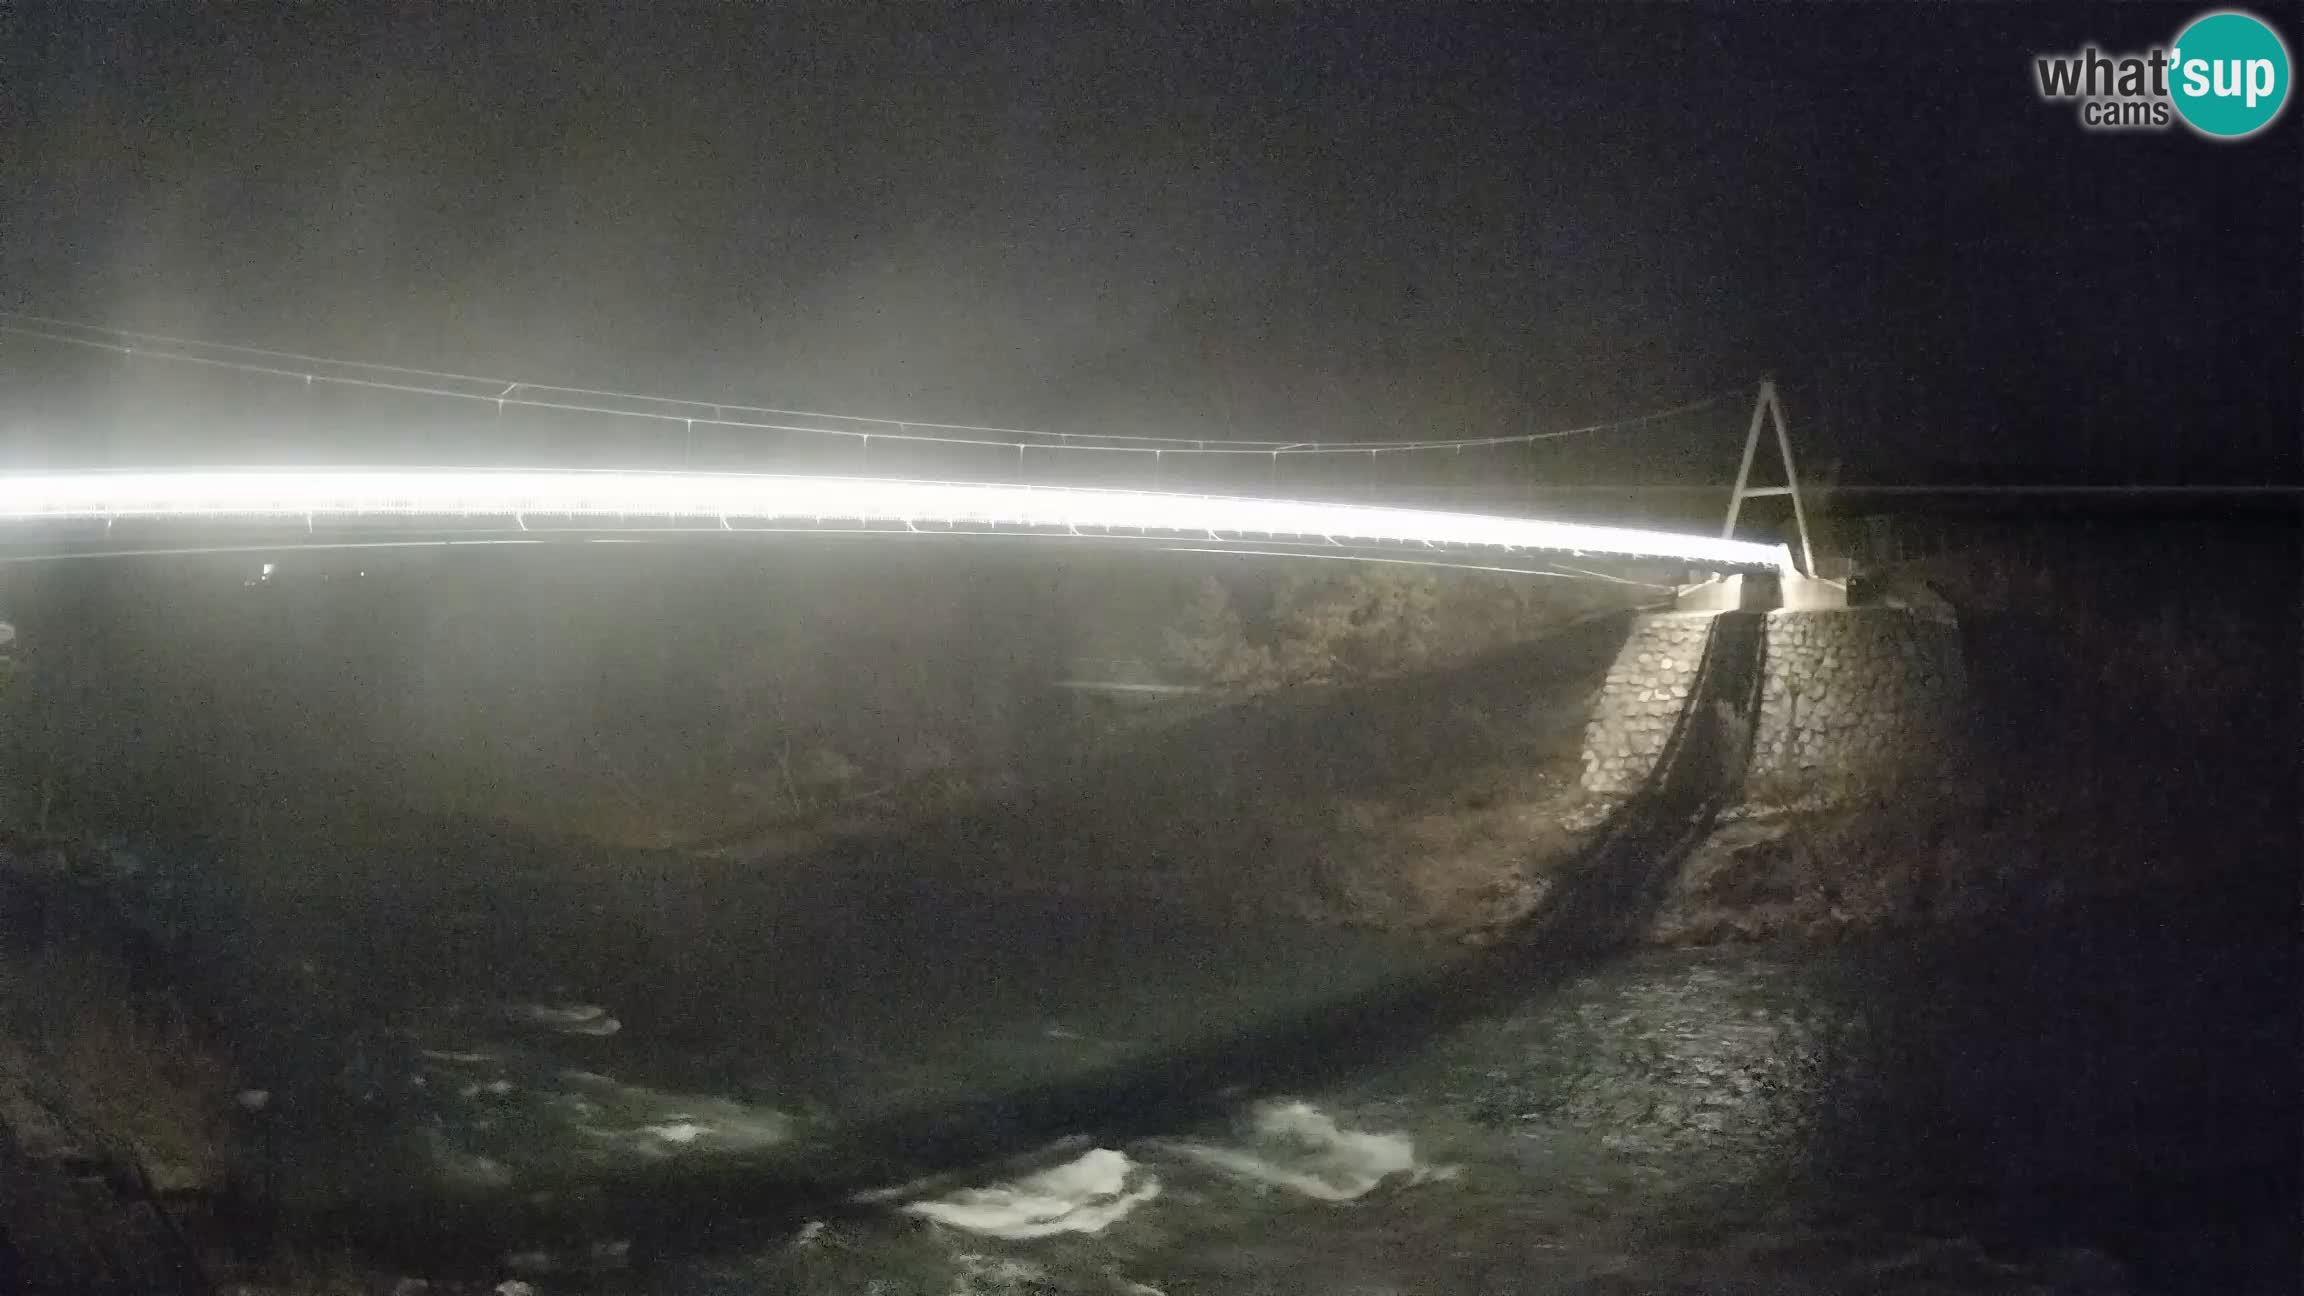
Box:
[1580, 607, 1965, 797]
[1749, 608, 1965, 788]
[1580, 613, 1715, 794]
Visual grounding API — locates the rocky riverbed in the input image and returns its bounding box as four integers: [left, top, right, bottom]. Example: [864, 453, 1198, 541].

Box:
[3, 748, 2292, 1294]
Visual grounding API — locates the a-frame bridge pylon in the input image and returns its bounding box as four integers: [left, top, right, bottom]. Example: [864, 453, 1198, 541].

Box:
[1720, 377, 1817, 578]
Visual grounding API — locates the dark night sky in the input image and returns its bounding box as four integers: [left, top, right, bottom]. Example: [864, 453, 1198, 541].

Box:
[2, 3, 2297, 483]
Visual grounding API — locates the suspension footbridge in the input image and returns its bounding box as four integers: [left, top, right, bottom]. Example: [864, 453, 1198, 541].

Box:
[0, 316, 1808, 579]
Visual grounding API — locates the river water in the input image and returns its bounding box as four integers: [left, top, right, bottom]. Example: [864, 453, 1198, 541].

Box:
[142, 835, 2295, 1296]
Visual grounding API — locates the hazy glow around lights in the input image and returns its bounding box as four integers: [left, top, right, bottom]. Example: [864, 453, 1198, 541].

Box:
[0, 470, 1791, 571]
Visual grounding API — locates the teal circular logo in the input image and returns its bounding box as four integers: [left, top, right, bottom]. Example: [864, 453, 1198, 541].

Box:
[2170, 11, 2291, 137]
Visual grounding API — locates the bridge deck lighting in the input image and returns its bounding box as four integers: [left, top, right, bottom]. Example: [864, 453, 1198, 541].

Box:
[0, 470, 1792, 573]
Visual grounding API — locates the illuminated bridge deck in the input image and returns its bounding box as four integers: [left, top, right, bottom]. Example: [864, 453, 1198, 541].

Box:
[0, 469, 1794, 573]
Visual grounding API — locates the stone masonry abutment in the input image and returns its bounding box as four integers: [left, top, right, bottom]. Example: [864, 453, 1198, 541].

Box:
[1582, 607, 1965, 797]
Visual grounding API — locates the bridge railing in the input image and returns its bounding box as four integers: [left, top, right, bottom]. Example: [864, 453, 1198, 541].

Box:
[0, 316, 1752, 536]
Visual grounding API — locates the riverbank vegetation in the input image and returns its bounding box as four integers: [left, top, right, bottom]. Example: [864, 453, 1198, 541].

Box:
[0, 522, 2283, 942]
